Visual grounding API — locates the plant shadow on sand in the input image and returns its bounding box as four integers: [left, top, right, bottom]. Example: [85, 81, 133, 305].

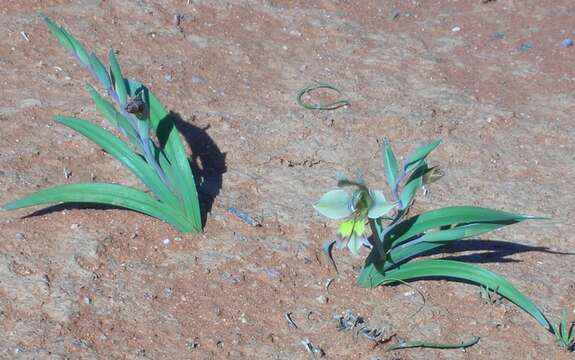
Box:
[168, 111, 227, 226]
[434, 238, 575, 263]
[24, 112, 226, 228]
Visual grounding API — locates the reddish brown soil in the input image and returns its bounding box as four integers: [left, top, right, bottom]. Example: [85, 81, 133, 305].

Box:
[1, 1, 574, 359]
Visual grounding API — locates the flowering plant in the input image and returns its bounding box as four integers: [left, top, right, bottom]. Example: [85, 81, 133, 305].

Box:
[3, 17, 202, 233]
[314, 139, 555, 337]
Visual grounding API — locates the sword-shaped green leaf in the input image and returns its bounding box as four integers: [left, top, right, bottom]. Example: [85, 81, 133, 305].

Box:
[54, 116, 180, 210]
[393, 221, 520, 250]
[127, 80, 202, 231]
[43, 15, 74, 53]
[3, 183, 195, 232]
[86, 84, 139, 148]
[383, 139, 398, 192]
[399, 164, 425, 210]
[43, 16, 90, 67]
[357, 259, 551, 330]
[89, 53, 111, 91]
[386, 206, 537, 248]
[109, 49, 128, 106]
[403, 139, 441, 174]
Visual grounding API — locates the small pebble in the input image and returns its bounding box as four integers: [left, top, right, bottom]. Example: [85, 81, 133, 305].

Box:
[316, 295, 328, 304]
[519, 42, 533, 51]
[163, 287, 173, 297]
[164, 74, 173, 81]
[162, 238, 170, 245]
[15, 232, 26, 241]
[561, 38, 573, 48]
[70, 223, 80, 229]
[222, 272, 241, 284]
[191, 75, 204, 83]
[83, 297, 92, 305]
[451, 26, 461, 33]
[265, 268, 281, 278]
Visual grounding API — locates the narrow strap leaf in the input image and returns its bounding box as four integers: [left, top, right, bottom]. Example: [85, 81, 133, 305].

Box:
[130, 79, 201, 230]
[387, 206, 536, 248]
[399, 164, 425, 210]
[383, 139, 399, 195]
[361, 259, 551, 330]
[86, 84, 139, 148]
[43, 15, 75, 53]
[403, 139, 441, 174]
[54, 116, 182, 211]
[109, 49, 128, 106]
[43, 16, 90, 67]
[392, 222, 515, 250]
[89, 53, 111, 91]
[2, 183, 195, 232]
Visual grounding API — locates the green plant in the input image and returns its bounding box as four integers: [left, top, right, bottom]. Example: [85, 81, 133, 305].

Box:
[2, 16, 202, 233]
[553, 311, 575, 351]
[314, 139, 552, 333]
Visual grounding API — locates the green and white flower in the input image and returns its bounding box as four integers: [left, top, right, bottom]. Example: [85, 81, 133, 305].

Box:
[313, 187, 397, 255]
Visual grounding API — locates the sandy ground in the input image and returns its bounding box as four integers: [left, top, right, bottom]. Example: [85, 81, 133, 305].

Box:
[1, 0, 574, 359]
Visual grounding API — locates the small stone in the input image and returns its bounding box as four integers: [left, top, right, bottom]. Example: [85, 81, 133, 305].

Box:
[222, 272, 241, 284]
[164, 74, 173, 81]
[191, 75, 204, 84]
[15, 232, 26, 241]
[163, 287, 173, 297]
[518, 42, 533, 52]
[264, 268, 280, 278]
[316, 295, 328, 304]
[70, 223, 80, 229]
[561, 38, 573, 48]
[19, 98, 41, 108]
[162, 238, 170, 245]
[83, 297, 92, 305]
[451, 26, 461, 32]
